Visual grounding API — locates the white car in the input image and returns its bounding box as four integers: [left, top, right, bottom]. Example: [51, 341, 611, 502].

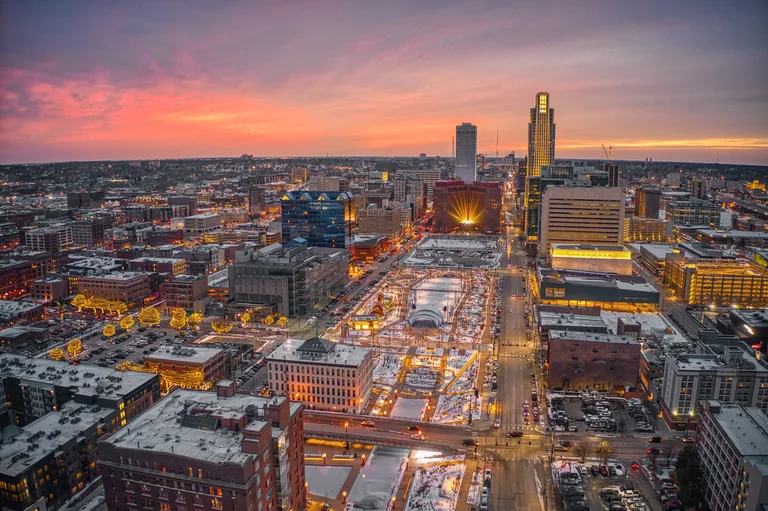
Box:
[484, 469, 492, 480]
[614, 464, 625, 476]
[494, 419, 501, 428]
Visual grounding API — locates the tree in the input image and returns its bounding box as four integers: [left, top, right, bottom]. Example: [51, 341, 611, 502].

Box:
[675, 446, 705, 507]
[264, 315, 274, 326]
[119, 316, 135, 330]
[103, 324, 116, 337]
[574, 442, 590, 463]
[212, 319, 233, 334]
[648, 448, 661, 474]
[49, 348, 64, 360]
[596, 440, 612, 465]
[170, 309, 188, 330]
[664, 448, 677, 468]
[277, 316, 288, 328]
[188, 312, 203, 327]
[240, 312, 252, 325]
[138, 307, 161, 326]
[71, 294, 87, 311]
[67, 339, 83, 357]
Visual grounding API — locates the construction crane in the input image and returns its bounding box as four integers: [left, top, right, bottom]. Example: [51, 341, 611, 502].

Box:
[602, 144, 613, 162]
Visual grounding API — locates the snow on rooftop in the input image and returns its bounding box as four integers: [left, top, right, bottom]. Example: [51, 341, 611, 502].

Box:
[145, 346, 223, 364]
[0, 402, 112, 477]
[418, 236, 498, 251]
[103, 390, 296, 464]
[0, 353, 157, 399]
[710, 402, 768, 456]
[548, 330, 640, 345]
[600, 312, 688, 344]
[539, 311, 606, 329]
[267, 338, 371, 367]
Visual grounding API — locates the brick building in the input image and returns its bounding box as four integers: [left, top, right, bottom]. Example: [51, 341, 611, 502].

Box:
[77, 272, 151, 308]
[165, 274, 210, 312]
[546, 330, 641, 391]
[98, 384, 305, 511]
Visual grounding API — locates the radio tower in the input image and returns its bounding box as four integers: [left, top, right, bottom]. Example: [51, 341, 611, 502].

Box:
[496, 129, 499, 159]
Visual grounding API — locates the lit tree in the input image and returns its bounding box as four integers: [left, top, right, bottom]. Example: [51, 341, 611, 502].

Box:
[67, 339, 83, 357]
[212, 318, 233, 333]
[119, 316, 135, 330]
[264, 315, 274, 326]
[187, 312, 203, 328]
[103, 324, 116, 337]
[596, 440, 612, 465]
[240, 312, 252, 325]
[138, 307, 161, 326]
[49, 348, 65, 360]
[170, 309, 188, 330]
[71, 294, 87, 311]
[277, 316, 288, 328]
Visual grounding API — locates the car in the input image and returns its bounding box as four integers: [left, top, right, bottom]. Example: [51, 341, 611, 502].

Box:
[660, 480, 676, 490]
[614, 464, 625, 476]
[410, 433, 423, 440]
[568, 425, 578, 432]
[463, 438, 478, 446]
[484, 469, 492, 480]
[361, 421, 375, 428]
[560, 440, 572, 448]
[407, 425, 420, 432]
[523, 400, 529, 408]
[600, 465, 610, 476]
[507, 431, 523, 438]
[681, 437, 696, 443]
[494, 419, 501, 428]
[631, 461, 639, 470]
[648, 436, 662, 443]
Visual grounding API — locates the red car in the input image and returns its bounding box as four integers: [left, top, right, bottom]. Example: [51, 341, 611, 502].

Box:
[631, 461, 639, 469]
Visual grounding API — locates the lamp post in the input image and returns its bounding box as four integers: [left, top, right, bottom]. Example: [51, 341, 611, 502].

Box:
[685, 410, 694, 438]
[342, 491, 347, 504]
[344, 422, 349, 449]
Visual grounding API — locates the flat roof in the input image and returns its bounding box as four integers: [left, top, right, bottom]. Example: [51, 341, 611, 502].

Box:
[80, 271, 149, 281]
[731, 309, 768, 328]
[639, 244, 677, 260]
[697, 229, 768, 239]
[131, 257, 186, 264]
[539, 311, 607, 330]
[267, 338, 371, 367]
[145, 346, 223, 364]
[0, 326, 47, 338]
[550, 244, 629, 252]
[0, 300, 40, 314]
[66, 257, 124, 269]
[548, 330, 640, 345]
[0, 354, 157, 400]
[708, 401, 768, 456]
[185, 213, 221, 219]
[0, 402, 113, 477]
[101, 390, 301, 464]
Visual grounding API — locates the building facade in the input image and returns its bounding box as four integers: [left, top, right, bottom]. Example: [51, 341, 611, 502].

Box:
[25, 226, 73, 253]
[77, 272, 152, 308]
[267, 337, 374, 414]
[538, 186, 625, 256]
[165, 274, 210, 311]
[546, 330, 641, 391]
[71, 220, 107, 247]
[228, 240, 349, 317]
[634, 186, 661, 219]
[137, 346, 229, 393]
[184, 214, 223, 235]
[280, 191, 355, 249]
[664, 255, 768, 307]
[98, 386, 306, 511]
[357, 206, 411, 236]
[624, 216, 672, 243]
[697, 400, 768, 511]
[525, 91, 556, 243]
[549, 244, 632, 275]
[666, 198, 719, 226]
[432, 181, 502, 233]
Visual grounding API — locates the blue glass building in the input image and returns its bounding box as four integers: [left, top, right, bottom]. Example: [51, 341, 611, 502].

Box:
[281, 191, 355, 248]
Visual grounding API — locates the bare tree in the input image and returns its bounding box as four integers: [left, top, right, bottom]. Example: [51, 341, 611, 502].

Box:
[664, 448, 677, 468]
[648, 448, 661, 474]
[574, 442, 590, 463]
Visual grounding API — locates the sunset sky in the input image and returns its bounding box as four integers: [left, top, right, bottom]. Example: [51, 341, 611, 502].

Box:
[1, 0, 767, 165]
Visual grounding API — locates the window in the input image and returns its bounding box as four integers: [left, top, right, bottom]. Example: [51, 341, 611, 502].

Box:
[160, 504, 171, 511]
[211, 498, 223, 509]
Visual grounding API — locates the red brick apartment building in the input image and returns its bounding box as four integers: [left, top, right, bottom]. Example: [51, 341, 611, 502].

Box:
[547, 330, 641, 392]
[98, 382, 305, 511]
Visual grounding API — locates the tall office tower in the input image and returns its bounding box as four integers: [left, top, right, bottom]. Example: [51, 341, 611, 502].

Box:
[691, 178, 707, 199]
[455, 122, 477, 184]
[605, 163, 620, 187]
[539, 186, 625, 257]
[248, 185, 266, 217]
[281, 191, 355, 248]
[525, 91, 556, 243]
[634, 186, 661, 219]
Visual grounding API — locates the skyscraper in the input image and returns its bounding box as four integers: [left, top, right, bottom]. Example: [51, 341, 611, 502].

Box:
[525, 92, 556, 244]
[455, 122, 477, 184]
[634, 186, 661, 219]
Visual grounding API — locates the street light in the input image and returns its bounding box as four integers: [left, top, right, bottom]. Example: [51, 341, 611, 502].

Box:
[344, 422, 349, 448]
[685, 410, 694, 438]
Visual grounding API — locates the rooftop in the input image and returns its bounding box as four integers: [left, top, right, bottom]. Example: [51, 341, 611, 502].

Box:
[731, 309, 768, 328]
[539, 310, 607, 330]
[186, 213, 222, 219]
[66, 256, 125, 270]
[131, 256, 186, 264]
[548, 330, 640, 345]
[697, 229, 768, 239]
[707, 401, 768, 457]
[0, 402, 113, 477]
[267, 338, 371, 367]
[101, 390, 300, 464]
[639, 244, 677, 260]
[0, 300, 40, 316]
[0, 326, 47, 338]
[145, 346, 223, 365]
[0, 354, 157, 400]
[80, 271, 149, 281]
[550, 244, 630, 253]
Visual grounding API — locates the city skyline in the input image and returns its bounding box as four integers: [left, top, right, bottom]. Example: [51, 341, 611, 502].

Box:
[1, 0, 767, 165]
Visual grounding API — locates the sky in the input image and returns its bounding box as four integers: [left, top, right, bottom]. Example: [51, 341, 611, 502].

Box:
[1, 0, 767, 165]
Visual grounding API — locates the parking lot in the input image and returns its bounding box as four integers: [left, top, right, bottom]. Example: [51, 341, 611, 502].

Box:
[547, 394, 656, 434]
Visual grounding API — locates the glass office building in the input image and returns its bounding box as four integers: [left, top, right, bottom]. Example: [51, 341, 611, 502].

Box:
[281, 191, 355, 248]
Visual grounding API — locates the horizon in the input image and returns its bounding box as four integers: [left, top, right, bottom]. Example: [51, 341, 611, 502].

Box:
[1, 0, 767, 165]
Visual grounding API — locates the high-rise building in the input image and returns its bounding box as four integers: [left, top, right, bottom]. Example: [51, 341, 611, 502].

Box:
[666, 198, 720, 226]
[281, 191, 355, 248]
[248, 185, 266, 217]
[432, 181, 502, 233]
[697, 400, 768, 511]
[455, 123, 477, 184]
[634, 186, 661, 219]
[539, 186, 625, 257]
[394, 169, 440, 200]
[691, 178, 707, 199]
[605, 163, 620, 187]
[525, 92, 556, 243]
[167, 195, 198, 216]
[357, 206, 412, 235]
[24, 226, 73, 253]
